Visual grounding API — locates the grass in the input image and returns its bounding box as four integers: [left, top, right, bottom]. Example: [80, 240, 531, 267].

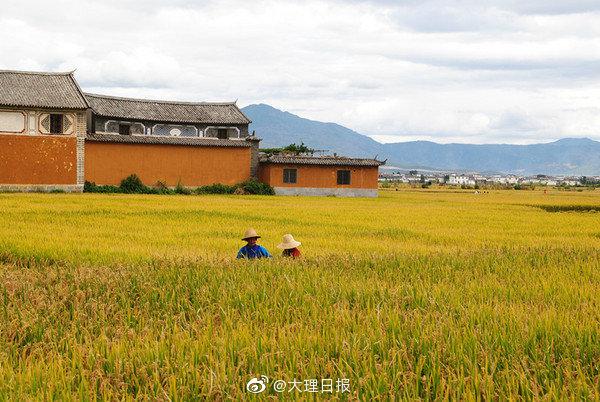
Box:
[0, 188, 599, 400]
[533, 204, 600, 213]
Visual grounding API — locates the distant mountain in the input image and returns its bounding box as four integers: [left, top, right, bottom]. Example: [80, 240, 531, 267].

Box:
[381, 138, 600, 175]
[243, 103, 383, 159]
[242, 104, 600, 175]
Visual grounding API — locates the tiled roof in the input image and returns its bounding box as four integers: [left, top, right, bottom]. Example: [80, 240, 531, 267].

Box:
[86, 132, 256, 147]
[85, 93, 251, 125]
[0, 70, 88, 109]
[259, 154, 385, 167]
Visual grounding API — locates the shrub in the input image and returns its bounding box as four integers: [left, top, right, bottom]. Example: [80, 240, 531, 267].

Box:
[195, 183, 235, 195]
[86, 175, 159, 194]
[260, 147, 284, 156]
[174, 182, 192, 195]
[120, 174, 148, 194]
[282, 142, 314, 155]
[84, 181, 121, 193]
[85, 175, 275, 196]
[238, 179, 275, 195]
[83, 181, 98, 192]
[261, 142, 314, 156]
[155, 181, 175, 195]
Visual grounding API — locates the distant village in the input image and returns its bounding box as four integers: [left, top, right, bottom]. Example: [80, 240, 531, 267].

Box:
[379, 169, 600, 189]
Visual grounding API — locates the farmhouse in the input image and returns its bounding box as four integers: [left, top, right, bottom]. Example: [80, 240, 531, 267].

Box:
[0, 69, 382, 196]
[259, 154, 383, 197]
[84, 93, 259, 187]
[0, 71, 87, 192]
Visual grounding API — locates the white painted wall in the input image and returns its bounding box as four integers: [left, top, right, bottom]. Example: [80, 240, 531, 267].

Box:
[0, 111, 25, 133]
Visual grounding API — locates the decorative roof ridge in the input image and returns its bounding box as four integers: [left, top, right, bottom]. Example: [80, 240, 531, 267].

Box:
[85, 132, 254, 147]
[67, 71, 89, 108]
[0, 69, 75, 76]
[84, 92, 238, 107]
[259, 153, 385, 166]
[261, 153, 381, 160]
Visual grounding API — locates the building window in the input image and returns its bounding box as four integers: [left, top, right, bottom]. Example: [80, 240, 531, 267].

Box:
[283, 168, 297, 184]
[337, 170, 351, 185]
[119, 124, 131, 135]
[217, 128, 228, 139]
[50, 114, 63, 134]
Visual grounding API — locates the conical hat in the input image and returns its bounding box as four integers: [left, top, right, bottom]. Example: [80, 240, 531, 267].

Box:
[242, 228, 261, 240]
[277, 234, 301, 249]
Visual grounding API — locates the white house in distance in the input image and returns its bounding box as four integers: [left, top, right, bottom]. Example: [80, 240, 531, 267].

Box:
[447, 175, 476, 186]
[489, 175, 519, 185]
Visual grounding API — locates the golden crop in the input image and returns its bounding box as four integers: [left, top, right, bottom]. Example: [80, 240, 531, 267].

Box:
[0, 189, 599, 400]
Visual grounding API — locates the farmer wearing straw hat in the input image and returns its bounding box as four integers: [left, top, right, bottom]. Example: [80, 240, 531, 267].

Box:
[277, 234, 302, 258]
[236, 228, 272, 259]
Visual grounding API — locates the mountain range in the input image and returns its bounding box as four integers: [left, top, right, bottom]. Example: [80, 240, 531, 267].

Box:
[242, 104, 600, 175]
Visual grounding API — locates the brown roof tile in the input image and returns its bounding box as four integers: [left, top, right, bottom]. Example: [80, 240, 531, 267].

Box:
[86, 132, 255, 147]
[0, 70, 88, 109]
[259, 154, 385, 167]
[85, 93, 251, 125]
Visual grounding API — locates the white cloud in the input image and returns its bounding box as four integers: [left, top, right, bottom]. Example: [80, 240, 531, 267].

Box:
[1, 0, 600, 143]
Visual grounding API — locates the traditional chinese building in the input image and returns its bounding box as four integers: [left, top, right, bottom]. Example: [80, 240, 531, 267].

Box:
[0, 69, 382, 197]
[84, 93, 258, 186]
[258, 154, 383, 197]
[0, 70, 87, 192]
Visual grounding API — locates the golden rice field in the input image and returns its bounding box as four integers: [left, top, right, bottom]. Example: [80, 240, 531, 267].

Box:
[0, 188, 599, 400]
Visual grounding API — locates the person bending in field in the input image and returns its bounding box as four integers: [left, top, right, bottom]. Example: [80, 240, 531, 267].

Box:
[277, 234, 301, 258]
[237, 228, 272, 259]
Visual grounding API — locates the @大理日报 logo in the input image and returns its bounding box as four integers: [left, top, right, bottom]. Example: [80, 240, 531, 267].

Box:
[246, 375, 269, 394]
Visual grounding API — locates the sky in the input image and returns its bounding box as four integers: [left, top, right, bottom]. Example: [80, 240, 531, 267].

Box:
[1, 0, 600, 144]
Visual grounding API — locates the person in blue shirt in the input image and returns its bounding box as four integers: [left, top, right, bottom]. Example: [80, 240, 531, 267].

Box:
[237, 228, 272, 259]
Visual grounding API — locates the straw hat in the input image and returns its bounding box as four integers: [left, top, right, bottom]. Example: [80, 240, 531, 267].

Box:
[277, 234, 301, 249]
[242, 228, 261, 240]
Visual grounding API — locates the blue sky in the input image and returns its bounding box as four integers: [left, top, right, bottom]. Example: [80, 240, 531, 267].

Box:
[2, 0, 600, 144]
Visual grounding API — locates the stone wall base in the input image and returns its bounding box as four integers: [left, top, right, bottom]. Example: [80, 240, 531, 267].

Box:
[0, 184, 83, 193]
[273, 187, 378, 198]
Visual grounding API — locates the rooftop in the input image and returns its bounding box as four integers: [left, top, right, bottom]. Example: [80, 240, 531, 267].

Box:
[0, 70, 88, 109]
[85, 93, 251, 125]
[86, 132, 256, 147]
[259, 154, 385, 167]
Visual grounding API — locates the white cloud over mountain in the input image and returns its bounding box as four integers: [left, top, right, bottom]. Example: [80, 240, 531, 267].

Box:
[1, 0, 599, 144]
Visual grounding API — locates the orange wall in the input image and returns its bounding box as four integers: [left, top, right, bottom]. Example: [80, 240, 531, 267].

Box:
[258, 163, 379, 189]
[85, 142, 252, 186]
[0, 134, 77, 184]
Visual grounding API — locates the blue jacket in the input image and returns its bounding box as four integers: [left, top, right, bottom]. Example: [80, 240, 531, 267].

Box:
[237, 244, 273, 259]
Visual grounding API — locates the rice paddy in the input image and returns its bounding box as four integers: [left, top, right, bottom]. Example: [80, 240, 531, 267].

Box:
[0, 188, 599, 400]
